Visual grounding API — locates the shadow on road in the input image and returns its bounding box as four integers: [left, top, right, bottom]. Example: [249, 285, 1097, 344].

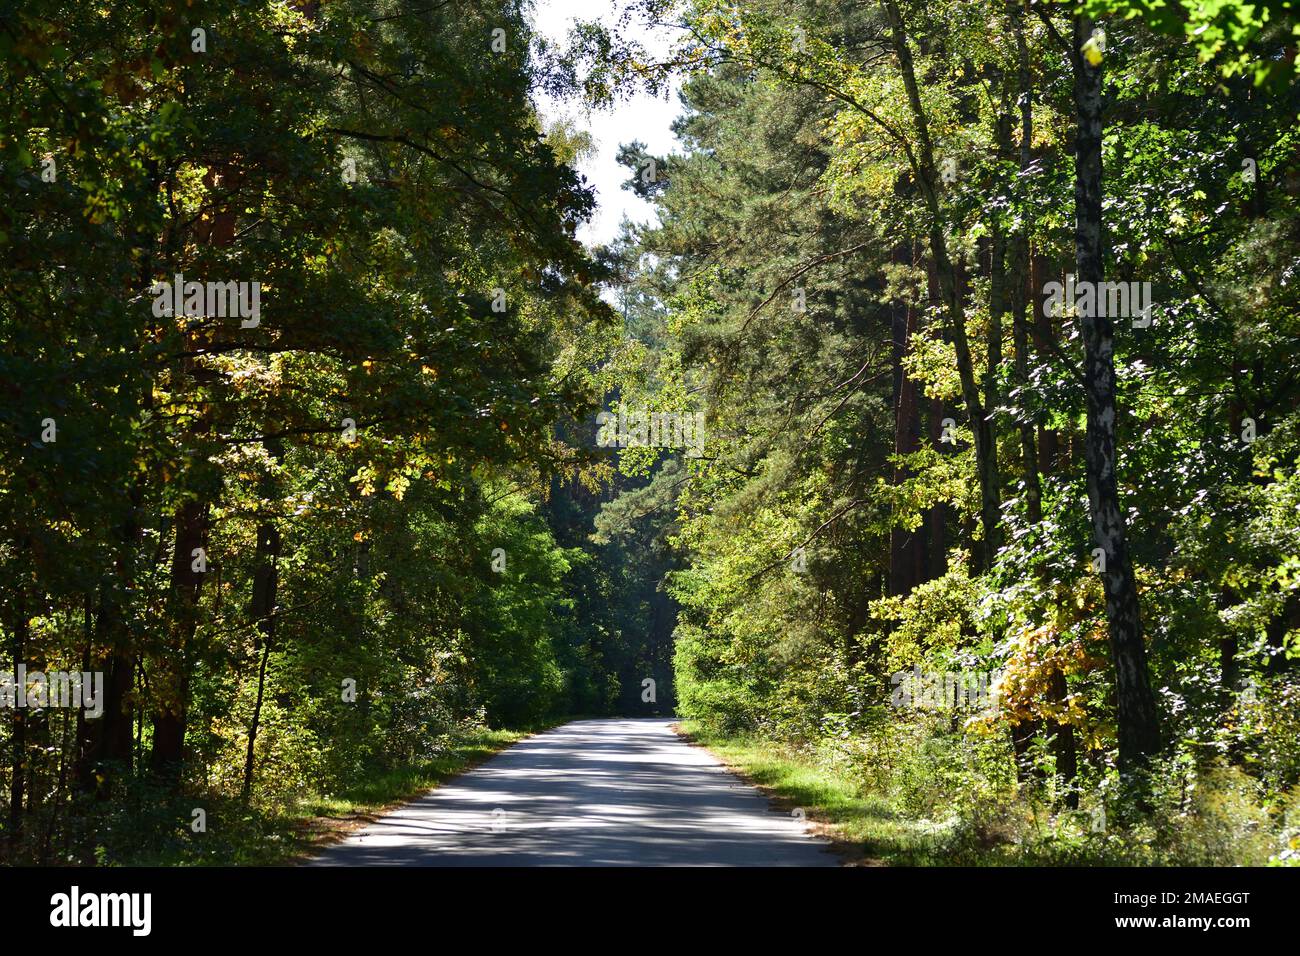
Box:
[311, 718, 836, 866]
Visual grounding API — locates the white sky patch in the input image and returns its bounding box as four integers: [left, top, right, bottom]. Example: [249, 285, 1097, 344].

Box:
[529, 0, 683, 248]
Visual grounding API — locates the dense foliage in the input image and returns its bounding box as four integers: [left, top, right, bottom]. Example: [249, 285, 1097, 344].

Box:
[586, 0, 1300, 863]
[4, 0, 1299, 868]
[0, 0, 671, 865]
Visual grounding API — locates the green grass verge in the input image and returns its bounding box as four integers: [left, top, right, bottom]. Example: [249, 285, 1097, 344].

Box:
[102, 726, 541, 866]
[675, 720, 985, 866]
[282, 726, 535, 864]
[674, 721, 1300, 866]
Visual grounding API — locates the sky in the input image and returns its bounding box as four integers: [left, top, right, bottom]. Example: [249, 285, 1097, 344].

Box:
[528, 0, 683, 247]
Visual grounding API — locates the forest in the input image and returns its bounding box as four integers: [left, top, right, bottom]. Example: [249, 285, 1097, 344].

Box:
[1, 0, 1298, 868]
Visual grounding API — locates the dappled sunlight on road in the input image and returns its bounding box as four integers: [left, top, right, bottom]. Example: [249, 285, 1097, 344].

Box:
[312, 719, 835, 866]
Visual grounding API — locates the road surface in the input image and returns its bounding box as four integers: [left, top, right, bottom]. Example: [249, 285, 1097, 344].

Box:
[312, 718, 836, 866]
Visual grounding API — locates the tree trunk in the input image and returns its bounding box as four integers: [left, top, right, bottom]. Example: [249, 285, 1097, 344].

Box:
[149, 162, 242, 779]
[1265, 592, 1300, 674]
[1032, 256, 1062, 473]
[890, 291, 924, 595]
[77, 586, 137, 797]
[885, 0, 1001, 571]
[1049, 667, 1079, 807]
[1071, 11, 1161, 774]
[8, 607, 29, 853]
[242, 520, 280, 799]
[150, 498, 207, 777]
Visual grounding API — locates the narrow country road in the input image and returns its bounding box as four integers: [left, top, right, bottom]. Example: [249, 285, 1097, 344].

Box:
[312, 718, 837, 866]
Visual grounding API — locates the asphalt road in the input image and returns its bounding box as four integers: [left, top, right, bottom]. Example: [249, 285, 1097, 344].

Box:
[311, 717, 837, 866]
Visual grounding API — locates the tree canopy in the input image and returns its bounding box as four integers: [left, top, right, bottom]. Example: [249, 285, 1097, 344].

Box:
[2, 0, 1299, 867]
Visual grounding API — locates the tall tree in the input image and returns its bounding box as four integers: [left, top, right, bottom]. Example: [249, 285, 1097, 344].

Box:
[1067, 9, 1161, 773]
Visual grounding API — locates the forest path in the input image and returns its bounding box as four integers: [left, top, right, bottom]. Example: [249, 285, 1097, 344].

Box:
[311, 717, 836, 866]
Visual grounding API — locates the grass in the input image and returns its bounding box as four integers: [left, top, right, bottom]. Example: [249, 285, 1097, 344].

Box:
[674, 721, 1300, 867]
[675, 720, 931, 865]
[281, 726, 535, 864]
[76, 725, 542, 866]
[673, 720, 1042, 866]
[62, 716, 1293, 866]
